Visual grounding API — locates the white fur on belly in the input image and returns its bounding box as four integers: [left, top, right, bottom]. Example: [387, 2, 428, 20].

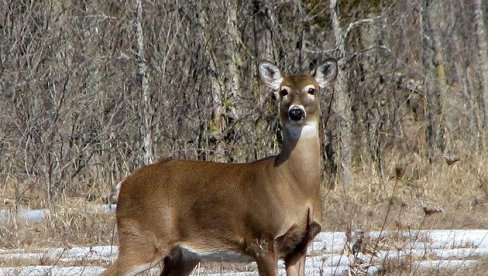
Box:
[180, 246, 252, 262]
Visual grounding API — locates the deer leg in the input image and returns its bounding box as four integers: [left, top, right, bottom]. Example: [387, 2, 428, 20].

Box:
[101, 238, 168, 276]
[255, 252, 279, 276]
[102, 219, 175, 276]
[285, 208, 321, 276]
[284, 248, 307, 276]
[161, 247, 199, 276]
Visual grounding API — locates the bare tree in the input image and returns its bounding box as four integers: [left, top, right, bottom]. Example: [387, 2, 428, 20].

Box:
[474, 0, 488, 149]
[328, 0, 381, 186]
[329, 0, 354, 187]
[135, 0, 153, 164]
[252, 1, 275, 62]
[224, 0, 242, 120]
[421, 0, 445, 163]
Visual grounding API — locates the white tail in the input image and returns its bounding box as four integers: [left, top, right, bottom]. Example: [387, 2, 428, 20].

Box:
[102, 60, 338, 276]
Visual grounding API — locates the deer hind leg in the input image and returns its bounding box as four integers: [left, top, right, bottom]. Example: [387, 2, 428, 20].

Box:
[102, 226, 173, 276]
[160, 247, 200, 276]
[101, 240, 169, 276]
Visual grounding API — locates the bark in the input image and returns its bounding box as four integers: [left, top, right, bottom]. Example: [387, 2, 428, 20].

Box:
[253, 1, 274, 74]
[224, 0, 241, 120]
[475, 0, 488, 149]
[453, 44, 481, 150]
[429, 0, 447, 150]
[360, 13, 387, 180]
[330, 0, 353, 186]
[135, 0, 153, 164]
[197, 3, 226, 161]
[451, 2, 482, 150]
[421, 0, 446, 162]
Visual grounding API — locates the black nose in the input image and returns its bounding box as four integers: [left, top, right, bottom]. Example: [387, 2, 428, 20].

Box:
[288, 108, 304, 121]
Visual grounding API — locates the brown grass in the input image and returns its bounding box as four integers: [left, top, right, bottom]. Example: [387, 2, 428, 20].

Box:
[0, 205, 115, 249]
[322, 150, 488, 232]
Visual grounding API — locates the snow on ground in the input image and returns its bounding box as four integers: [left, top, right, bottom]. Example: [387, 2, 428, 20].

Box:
[0, 229, 487, 275]
[0, 205, 117, 224]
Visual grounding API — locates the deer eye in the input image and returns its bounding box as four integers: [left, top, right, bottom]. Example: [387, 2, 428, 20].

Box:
[307, 88, 316, 95]
[279, 88, 289, 97]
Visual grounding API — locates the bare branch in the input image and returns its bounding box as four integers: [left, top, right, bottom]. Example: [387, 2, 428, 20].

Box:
[342, 15, 383, 43]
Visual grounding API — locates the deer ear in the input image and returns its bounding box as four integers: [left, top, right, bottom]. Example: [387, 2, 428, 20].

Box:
[259, 61, 283, 90]
[314, 59, 337, 88]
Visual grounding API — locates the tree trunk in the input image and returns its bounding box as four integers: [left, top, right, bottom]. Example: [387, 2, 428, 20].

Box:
[135, 0, 153, 164]
[421, 0, 446, 162]
[451, 2, 481, 150]
[224, 0, 241, 121]
[475, 0, 488, 149]
[253, 0, 275, 83]
[330, 0, 353, 186]
[197, 3, 226, 161]
[429, 0, 447, 151]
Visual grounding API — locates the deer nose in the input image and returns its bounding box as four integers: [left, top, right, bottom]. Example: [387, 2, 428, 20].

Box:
[288, 108, 304, 121]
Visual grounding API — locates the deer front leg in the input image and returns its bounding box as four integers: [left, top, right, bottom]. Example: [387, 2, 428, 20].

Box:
[255, 252, 279, 276]
[284, 248, 307, 276]
[285, 209, 322, 276]
[249, 238, 279, 276]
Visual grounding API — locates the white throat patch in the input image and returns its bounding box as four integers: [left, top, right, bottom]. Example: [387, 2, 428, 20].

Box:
[285, 123, 318, 139]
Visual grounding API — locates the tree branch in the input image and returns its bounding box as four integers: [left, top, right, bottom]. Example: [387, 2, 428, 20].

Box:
[342, 15, 383, 43]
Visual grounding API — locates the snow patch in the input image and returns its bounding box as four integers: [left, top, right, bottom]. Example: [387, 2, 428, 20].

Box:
[0, 229, 487, 275]
[0, 205, 116, 224]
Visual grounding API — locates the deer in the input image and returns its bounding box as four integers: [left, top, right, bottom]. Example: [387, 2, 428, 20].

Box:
[101, 59, 338, 276]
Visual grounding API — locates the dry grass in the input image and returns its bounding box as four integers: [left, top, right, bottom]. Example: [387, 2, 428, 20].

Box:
[0, 205, 115, 249]
[322, 150, 488, 232]
[381, 256, 488, 276]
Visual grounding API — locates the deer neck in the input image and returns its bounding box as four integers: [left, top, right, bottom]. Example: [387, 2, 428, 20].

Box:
[276, 121, 321, 190]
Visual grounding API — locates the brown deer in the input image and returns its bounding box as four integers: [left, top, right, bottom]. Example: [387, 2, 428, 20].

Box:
[101, 59, 338, 276]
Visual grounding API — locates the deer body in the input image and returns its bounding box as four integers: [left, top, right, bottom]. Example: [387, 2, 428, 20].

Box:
[102, 60, 337, 276]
